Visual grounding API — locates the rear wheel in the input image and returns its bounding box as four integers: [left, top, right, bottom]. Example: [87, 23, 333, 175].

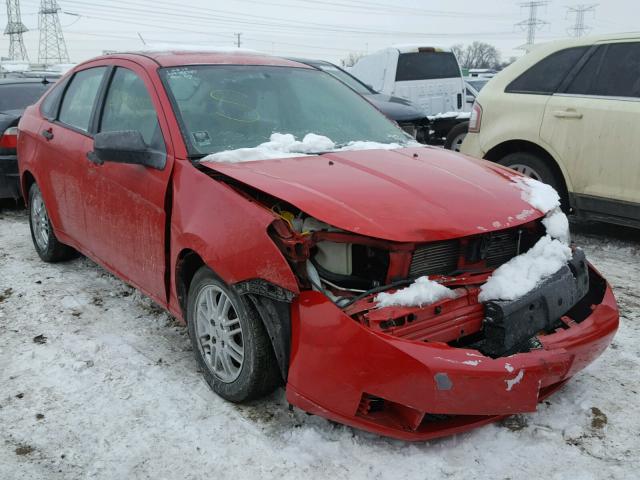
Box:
[498, 151, 562, 192]
[444, 122, 469, 152]
[187, 267, 280, 402]
[28, 183, 76, 262]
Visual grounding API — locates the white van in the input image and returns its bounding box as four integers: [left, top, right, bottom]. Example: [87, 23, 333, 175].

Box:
[350, 45, 465, 116]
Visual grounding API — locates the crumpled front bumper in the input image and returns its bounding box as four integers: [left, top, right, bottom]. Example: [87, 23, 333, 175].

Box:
[285, 264, 619, 441]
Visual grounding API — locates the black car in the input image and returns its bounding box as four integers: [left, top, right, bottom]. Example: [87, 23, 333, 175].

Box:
[0, 78, 54, 199]
[289, 58, 429, 141]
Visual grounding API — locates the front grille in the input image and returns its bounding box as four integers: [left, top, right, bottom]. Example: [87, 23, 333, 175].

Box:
[485, 230, 519, 267]
[409, 240, 460, 277]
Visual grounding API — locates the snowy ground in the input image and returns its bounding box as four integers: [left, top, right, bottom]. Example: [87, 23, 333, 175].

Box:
[1, 204, 638, 480]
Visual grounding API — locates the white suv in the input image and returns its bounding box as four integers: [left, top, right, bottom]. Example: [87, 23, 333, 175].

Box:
[461, 34, 640, 228]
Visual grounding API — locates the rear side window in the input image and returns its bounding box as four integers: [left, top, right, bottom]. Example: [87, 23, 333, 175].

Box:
[506, 47, 588, 94]
[59, 67, 107, 132]
[0, 83, 50, 111]
[566, 42, 640, 98]
[41, 79, 67, 120]
[396, 52, 460, 81]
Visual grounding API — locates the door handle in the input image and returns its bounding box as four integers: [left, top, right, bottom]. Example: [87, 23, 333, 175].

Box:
[553, 109, 583, 119]
[41, 129, 54, 140]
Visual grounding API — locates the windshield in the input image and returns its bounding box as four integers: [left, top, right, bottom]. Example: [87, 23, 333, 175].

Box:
[396, 52, 461, 81]
[466, 79, 488, 91]
[161, 65, 410, 156]
[0, 83, 51, 112]
[316, 64, 373, 95]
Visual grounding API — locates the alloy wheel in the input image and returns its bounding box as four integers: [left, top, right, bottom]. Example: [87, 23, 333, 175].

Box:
[30, 190, 50, 252]
[194, 285, 244, 383]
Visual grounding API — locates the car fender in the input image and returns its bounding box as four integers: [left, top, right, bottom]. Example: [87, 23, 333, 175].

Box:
[169, 160, 299, 319]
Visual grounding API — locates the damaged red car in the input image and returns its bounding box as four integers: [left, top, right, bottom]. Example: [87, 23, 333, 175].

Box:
[18, 50, 619, 441]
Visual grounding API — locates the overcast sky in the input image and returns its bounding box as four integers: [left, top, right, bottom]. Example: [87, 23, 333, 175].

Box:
[1, 0, 639, 65]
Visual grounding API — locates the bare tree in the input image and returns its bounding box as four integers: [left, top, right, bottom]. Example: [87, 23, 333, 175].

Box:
[451, 42, 501, 70]
[340, 52, 364, 68]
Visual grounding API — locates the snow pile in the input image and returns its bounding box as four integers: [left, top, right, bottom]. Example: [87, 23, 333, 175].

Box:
[203, 133, 404, 163]
[542, 208, 571, 244]
[513, 176, 560, 214]
[513, 176, 571, 243]
[478, 235, 572, 302]
[375, 276, 457, 308]
[479, 177, 574, 302]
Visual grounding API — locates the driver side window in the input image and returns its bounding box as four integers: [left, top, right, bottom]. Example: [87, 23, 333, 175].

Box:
[100, 68, 165, 152]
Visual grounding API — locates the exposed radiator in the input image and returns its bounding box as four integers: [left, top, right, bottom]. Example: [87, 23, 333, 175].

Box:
[485, 230, 519, 267]
[409, 230, 523, 278]
[409, 240, 460, 277]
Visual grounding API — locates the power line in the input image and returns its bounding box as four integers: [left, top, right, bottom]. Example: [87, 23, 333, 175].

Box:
[516, 1, 549, 48]
[567, 4, 598, 37]
[4, 0, 30, 61]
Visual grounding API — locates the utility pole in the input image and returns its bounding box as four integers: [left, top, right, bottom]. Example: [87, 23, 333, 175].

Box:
[235, 33, 242, 48]
[38, 0, 70, 66]
[516, 1, 549, 49]
[4, 0, 30, 62]
[567, 4, 597, 37]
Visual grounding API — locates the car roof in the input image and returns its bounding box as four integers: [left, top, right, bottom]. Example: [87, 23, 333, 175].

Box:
[77, 49, 312, 70]
[286, 57, 333, 68]
[526, 32, 640, 53]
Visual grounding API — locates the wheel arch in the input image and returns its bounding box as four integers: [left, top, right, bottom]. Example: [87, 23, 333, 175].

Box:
[484, 140, 572, 208]
[21, 170, 36, 205]
[175, 248, 294, 382]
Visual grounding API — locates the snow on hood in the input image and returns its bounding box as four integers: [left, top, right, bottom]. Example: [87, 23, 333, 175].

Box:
[201, 133, 407, 163]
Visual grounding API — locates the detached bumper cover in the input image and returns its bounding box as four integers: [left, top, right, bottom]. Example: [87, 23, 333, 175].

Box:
[286, 264, 618, 441]
[0, 155, 20, 199]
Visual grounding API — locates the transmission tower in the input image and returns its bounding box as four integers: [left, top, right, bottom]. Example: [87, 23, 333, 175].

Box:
[516, 1, 549, 48]
[567, 4, 598, 37]
[38, 0, 70, 65]
[4, 0, 30, 61]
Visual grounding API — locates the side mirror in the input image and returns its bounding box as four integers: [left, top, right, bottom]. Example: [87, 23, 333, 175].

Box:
[88, 130, 165, 170]
[466, 95, 475, 104]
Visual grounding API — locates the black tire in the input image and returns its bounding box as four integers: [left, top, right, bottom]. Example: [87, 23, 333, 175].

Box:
[28, 183, 76, 263]
[444, 122, 469, 151]
[497, 152, 562, 191]
[187, 266, 280, 403]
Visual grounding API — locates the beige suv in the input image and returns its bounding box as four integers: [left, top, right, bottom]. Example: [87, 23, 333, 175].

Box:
[461, 34, 640, 228]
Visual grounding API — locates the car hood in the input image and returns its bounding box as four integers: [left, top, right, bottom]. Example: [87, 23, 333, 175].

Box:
[200, 146, 544, 243]
[366, 94, 426, 123]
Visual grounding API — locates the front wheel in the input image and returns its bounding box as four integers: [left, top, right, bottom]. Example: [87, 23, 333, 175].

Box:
[28, 183, 76, 262]
[498, 151, 562, 192]
[187, 267, 280, 403]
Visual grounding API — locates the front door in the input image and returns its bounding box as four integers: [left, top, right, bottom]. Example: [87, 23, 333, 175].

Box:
[83, 63, 174, 304]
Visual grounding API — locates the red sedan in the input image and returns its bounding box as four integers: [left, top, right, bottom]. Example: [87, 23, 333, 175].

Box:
[17, 50, 618, 441]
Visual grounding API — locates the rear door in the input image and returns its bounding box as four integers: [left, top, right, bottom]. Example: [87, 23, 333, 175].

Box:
[83, 62, 174, 304]
[37, 67, 107, 245]
[392, 51, 464, 115]
[541, 41, 640, 208]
